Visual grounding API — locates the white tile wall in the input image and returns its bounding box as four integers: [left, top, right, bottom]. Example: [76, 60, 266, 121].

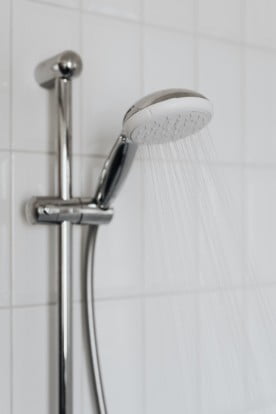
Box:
[0, 309, 11, 414]
[245, 48, 276, 164]
[2, 0, 276, 413]
[0, 1, 10, 150]
[246, 168, 276, 284]
[245, 0, 276, 48]
[246, 287, 276, 408]
[13, 306, 58, 414]
[143, 0, 195, 32]
[198, 0, 242, 40]
[0, 152, 10, 307]
[198, 37, 243, 163]
[200, 291, 245, 413]
[143, 27, 195, 93]
[12, 153, 57, 305]
[144, 295, 198, 413]
[81, 13, 141, 156]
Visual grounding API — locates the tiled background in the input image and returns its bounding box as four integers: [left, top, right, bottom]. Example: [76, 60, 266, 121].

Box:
[1, 0, 276, 413]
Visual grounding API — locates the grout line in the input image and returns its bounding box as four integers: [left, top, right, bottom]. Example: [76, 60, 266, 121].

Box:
[81, 6, 141, 25]
[193, 0, 201, 411]
[3, 148, 107, 160]
[240, 0, 248, 410]
[5, 279, 276, 311]
[0, 149, 10, 156]
[140, 7, 145, 95]
[9, 155, 13, 414]
[9, 0, 14, 412]
[79, 0, 84, 163]
[141, 297, 146, 414]
[139, 0, 146, 412]
[6, 148, 276, 170]
[83, 7, 141, 24]
[28, 0, 80, 11]
[77, 7, 84, 413]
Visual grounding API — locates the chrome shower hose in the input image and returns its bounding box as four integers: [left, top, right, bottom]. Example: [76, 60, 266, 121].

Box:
[84, 225, 108, 414]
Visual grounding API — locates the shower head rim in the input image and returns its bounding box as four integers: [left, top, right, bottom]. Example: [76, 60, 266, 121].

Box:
[123, 88, 209, 122]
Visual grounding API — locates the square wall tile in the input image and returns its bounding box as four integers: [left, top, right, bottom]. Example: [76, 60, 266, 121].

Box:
[143, 27, 195, 94]
[144, 295, 198, 413]
[13, 306, 58, 414]
[245, 287, 276, 408]
[0, 310, 11, 414]
[80, 156, 143, 298]
[200, 291, 245, 414]
[198, 0, 242, 40]
[198, 38, 243, 163]
[245, 48, 276, 164]
[12, 153, 57, 305]
[245, 0, 276, 48]
[82, 299, 144, 413]
[144, 0, 195, 32]
[142, 155, 198, 293]
[246, 168, 276, 285]
[82, 0, 141, 21]
[0, 152, 10, 306]
[81, 14, 141, 156]
[199, 165, 244, 289]
[0, 0, 10, 150]
[12, 0, 80, 153]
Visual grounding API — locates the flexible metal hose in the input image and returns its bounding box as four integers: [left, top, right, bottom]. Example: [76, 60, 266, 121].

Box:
[83, 225, 108, 413]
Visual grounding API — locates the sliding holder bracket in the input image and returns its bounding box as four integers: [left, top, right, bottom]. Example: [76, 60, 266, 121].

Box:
[26, 197, 113, 225]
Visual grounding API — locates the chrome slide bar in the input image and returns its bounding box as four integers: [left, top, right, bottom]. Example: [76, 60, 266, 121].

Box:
[26, 51, 112, 414]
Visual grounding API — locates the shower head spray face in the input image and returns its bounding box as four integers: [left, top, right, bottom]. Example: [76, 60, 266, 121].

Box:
[122, 89, 213, 145]
[94, 89, 213, 208]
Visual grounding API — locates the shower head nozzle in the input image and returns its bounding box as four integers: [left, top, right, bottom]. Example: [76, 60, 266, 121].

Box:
[122, 89, 213, 145]
[94, 88, 213, 208]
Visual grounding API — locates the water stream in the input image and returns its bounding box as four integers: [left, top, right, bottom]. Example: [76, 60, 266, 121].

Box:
[137, 130, 276, 413]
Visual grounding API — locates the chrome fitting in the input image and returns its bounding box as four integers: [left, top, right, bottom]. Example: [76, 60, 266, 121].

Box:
[26, 197, 113, 225]
[35, 50, 83, 89]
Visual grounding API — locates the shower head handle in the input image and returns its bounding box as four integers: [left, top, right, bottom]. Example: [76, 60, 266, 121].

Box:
[94, 135, 137, 209]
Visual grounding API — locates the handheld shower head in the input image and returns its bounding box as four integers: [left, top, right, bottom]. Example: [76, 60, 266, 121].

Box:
[94, 89, 213, 208]
[123, 89, 212, 145]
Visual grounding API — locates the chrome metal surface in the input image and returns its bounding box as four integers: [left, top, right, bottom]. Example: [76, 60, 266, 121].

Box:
[123, 88, 208, 122]
[26, 196, 113, 225]
[84, 226, 108, 413]
[94, 135, 137, 209]
[56, 77, 73, 414]
[35, 50, 82, 89]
